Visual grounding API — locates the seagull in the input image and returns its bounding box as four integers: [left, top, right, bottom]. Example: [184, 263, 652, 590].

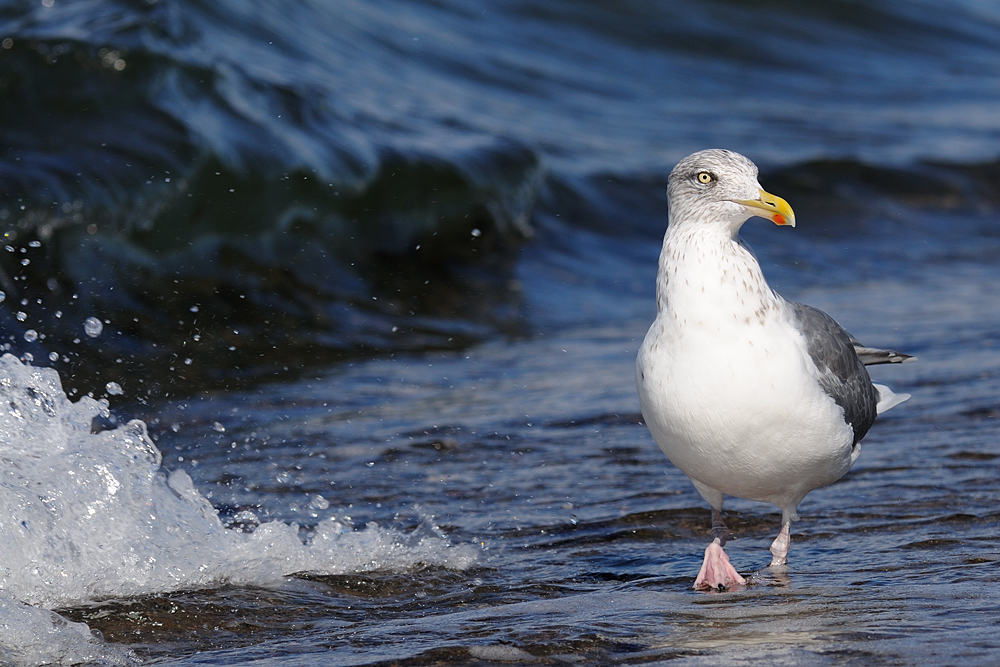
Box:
[635, 149, 913, 591]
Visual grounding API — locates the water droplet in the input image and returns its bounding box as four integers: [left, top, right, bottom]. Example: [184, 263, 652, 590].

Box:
[106, 381, 123, 395]
[48, 352, 58, 361]
[23, 329, 37, 342]
[213, 422, 225, 433]
[308, 494, 330, 511]
[16, 311, 26, 321]
[83, 317, 103, 338]
[471, 228, 482, 237]
[0, 291, 5, 303]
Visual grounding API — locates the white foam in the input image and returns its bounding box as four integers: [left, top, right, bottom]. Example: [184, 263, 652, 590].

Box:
[0, 354, 477, 664]
[0, 592, 136, 666]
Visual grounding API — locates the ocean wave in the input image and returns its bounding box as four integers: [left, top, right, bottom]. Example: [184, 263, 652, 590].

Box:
[2, 0, 1000, 394]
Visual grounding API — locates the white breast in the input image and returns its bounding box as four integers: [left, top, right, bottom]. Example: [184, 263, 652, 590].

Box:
[636, 230, 856, 510]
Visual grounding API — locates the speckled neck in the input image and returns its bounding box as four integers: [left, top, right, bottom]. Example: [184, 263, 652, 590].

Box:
[655, 221, 778, 329]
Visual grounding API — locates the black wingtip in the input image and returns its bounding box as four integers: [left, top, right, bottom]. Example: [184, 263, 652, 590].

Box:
[853, 346, 916, 366]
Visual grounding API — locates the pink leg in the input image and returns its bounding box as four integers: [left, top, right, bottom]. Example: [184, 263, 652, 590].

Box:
[710, 508, 730, 545]
[693, 510, 744, 590]
[769, 521, 791, 567]
[694, 538, 746, 590]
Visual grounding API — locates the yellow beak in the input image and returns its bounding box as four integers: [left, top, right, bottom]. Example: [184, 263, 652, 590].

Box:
[735, 188, 795, 227]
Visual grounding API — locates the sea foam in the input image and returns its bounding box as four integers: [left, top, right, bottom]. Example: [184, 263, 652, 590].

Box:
[0, 354, 476, 664]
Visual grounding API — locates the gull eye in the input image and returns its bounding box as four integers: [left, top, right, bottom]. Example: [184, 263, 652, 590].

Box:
[696, 171, 714, 184]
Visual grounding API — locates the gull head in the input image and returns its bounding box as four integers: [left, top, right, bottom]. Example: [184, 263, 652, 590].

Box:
[667, 149, 795, 233]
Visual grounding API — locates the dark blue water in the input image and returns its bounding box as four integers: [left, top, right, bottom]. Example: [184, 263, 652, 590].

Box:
[0, 0, 999, 664]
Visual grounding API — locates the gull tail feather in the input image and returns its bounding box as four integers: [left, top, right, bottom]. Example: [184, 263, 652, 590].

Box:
[874, 383, 910, 414]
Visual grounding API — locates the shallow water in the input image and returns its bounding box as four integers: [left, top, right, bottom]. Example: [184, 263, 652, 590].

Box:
[1, 0, 1000, 664]
[50, 237, 994, 664]
[4, 214, 1000, 663]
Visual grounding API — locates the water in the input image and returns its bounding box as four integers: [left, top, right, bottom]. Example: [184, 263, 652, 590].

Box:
[0, 0, 999, 664]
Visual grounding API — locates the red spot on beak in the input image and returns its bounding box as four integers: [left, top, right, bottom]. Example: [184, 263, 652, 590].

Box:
[774, 213, 786, 226]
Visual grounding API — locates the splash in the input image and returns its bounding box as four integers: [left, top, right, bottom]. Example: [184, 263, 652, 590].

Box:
[0, 354, 476, 663]
[0, 593, 136, 666]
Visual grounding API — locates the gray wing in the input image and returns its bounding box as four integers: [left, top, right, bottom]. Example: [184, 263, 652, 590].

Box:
[786, 301, 878, 444]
